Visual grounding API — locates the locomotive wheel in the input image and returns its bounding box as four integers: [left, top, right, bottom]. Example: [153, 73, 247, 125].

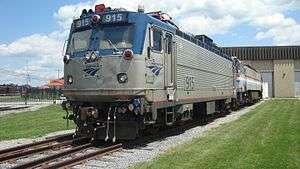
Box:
[149, 127, 159, 135]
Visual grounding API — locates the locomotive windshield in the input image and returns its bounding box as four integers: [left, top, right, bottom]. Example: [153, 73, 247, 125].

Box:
[67, 29, 92, 54]
[99, 25, 134, 50]
[67, 24, 134, 55]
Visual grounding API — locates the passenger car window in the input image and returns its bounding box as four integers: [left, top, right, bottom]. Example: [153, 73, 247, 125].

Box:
[152, 29, 162, 51]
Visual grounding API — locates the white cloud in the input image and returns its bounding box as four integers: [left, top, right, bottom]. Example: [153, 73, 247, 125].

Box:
[54, 2, 94, 30]
[178, 15, 236, 36]
[0, 30, 67, 85]
[36, 0, 300, 40]
[1, 0, 299, 56]
[253, 13, 300, 45]
[253, 13, 296, 29]
[256, 24, 300, 45]
[0, 33, 62, 57]
[1, 0, 300, 85]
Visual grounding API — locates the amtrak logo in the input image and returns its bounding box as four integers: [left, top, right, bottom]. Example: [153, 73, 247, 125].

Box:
[83, 67, 99, 76]
[147, 65, 163, 76]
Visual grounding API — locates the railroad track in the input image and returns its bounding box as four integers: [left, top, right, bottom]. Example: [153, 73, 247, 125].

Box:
[10, 143, 122, 169]
[0, 110, 232, 169]
[0, 133, 122, 169]
[0, 133, 74, 162]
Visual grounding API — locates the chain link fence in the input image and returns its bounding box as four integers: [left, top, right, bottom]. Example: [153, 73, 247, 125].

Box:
[0, 86, 63, 105]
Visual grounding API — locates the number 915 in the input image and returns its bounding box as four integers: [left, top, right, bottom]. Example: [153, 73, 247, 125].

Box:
[104, 13, 123, 22]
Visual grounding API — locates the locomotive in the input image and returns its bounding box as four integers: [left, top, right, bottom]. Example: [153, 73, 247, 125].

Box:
[62, 4, 262, 142]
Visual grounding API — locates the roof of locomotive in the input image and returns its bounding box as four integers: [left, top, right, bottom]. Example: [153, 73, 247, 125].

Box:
[244, 64, 259, 73]
[73, 4, 232, 61]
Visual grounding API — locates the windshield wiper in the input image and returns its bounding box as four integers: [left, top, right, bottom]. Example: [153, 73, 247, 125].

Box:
[104, 37, 122, 55]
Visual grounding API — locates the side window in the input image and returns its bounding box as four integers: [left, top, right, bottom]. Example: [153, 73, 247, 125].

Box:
[152, 28, 162, 51]
[166, 34, 172, 54]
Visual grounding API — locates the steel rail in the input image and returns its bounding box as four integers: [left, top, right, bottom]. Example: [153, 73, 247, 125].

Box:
[0, 140, 74, 162]
[0, 133, 73, 155]
[11, 143, 93, 169]
[43, 143, 122, 169]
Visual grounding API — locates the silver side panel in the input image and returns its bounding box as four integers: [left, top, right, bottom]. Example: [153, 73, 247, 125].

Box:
[244, 66, 262, 91]
[174, 35, 234, 100]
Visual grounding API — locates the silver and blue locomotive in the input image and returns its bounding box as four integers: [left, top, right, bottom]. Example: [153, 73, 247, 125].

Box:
[62, 4, 262, 142]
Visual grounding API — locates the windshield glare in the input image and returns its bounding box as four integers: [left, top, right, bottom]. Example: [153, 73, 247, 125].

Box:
[68, 29, 91, 54]
[67, 25, 134, 55]
[99, 25, 133, 50]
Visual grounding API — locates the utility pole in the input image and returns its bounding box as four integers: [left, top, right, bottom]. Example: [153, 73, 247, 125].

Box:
[25, 57, 29, 105]
[57, 69, 60, 79]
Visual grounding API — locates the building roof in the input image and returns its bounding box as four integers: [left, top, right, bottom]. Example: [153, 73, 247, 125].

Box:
[222, 46, 300, 60]
[47, 79, 64, 88]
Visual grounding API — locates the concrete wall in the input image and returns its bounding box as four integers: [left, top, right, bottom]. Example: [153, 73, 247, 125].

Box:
[242, 60, 274, 72]
[225, 46, 300, 97]
[273, 60, 295, 97]
[242, 59, 300, 97]
[295, 60, 300, 70]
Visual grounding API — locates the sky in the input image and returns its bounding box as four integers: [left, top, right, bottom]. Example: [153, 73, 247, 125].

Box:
[0, 0, 300, 86]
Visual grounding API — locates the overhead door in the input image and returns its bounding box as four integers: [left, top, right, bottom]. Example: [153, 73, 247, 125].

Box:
[295, 72, 300, 97]
[261, 72, 273, 98]
[262, 82, 269, 98]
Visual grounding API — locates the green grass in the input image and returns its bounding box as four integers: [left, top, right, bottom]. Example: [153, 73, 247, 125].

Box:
[0, 105, 75, 140]
[134, 100, 300, 169]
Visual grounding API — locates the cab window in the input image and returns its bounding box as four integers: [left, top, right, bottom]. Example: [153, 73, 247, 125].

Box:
[166, 34, 172, 54]
[67, 29, 92, 54]
[99, 25, 134, 50]
[152, 29, 162, 51]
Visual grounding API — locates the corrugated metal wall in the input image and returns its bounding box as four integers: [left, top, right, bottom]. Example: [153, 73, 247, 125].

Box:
[222, 46, 300, 60]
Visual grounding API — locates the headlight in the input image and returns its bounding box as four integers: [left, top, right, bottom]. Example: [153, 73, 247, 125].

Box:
[85, 52, 98, 61]
[63, 54, 70, 64]
[117, 73, 128, 83]
[85, 52, 90, 60]
[67, 75, 73, 84]
[90, 52, 97, 61]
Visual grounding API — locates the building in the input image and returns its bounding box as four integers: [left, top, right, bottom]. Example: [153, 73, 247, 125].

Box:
[47, 78, 64, 90]
[223, 46, 300, 98]
[0, 84, 23, 95]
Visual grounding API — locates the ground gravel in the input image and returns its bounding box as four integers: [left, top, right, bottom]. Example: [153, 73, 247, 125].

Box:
[73, 101, 264, 169]
[0, 129, 74, 169]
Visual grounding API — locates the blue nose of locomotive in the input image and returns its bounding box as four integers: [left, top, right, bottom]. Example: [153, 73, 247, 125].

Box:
[62, 6, 154, 102]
